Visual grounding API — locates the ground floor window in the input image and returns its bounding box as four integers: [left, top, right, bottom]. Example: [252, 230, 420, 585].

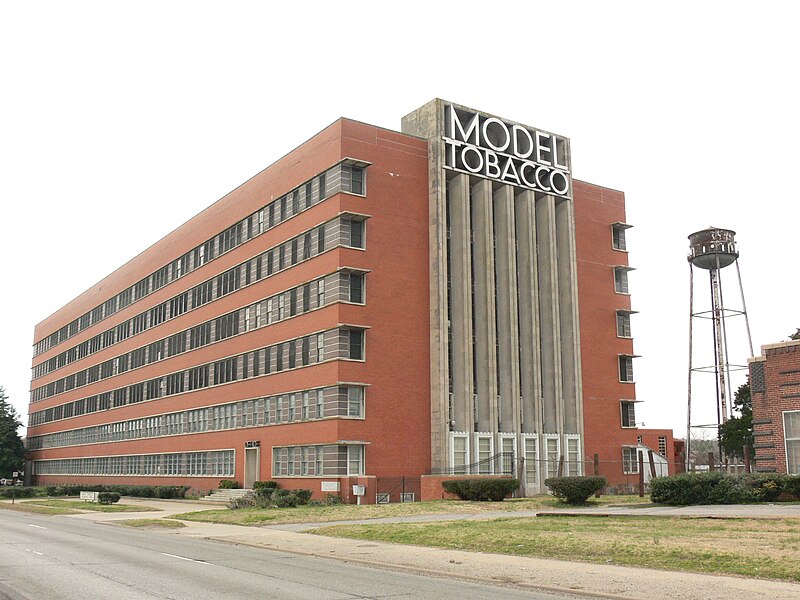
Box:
[622, 446, 639, 474]
[545, 436, 559, 479]
[784, 411, 800, 474]
[523, 437, 538, 486]
[34, 449, 234, 477]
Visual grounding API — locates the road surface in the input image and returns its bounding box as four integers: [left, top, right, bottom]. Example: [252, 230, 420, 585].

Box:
[0, 508, 579, 600]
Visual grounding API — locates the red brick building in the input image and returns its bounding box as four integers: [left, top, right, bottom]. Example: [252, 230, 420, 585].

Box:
[26, 100, 673, 500]
[749, 340, 800, 474]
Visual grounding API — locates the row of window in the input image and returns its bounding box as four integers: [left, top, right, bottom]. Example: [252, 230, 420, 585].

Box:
[32, 270, 366, 402]
[33, 450, 236, 477]
[33, 163, 367, 357]
[27, 386, 366, 451]
[621, 438, 668, 474]
[450, 433, 581, 485]
[28, 328, 366, 427]
[272, 444, 364, 477]
[31, 214, 367, 389]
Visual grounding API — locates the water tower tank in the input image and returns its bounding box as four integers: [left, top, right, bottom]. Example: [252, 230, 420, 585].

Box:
[688, 227, 738, 270]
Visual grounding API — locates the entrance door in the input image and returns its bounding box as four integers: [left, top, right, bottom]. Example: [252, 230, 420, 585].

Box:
[244, 447, 260, 489]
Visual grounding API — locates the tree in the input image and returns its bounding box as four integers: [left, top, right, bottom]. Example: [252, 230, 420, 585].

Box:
[719, 382, 753, 460]
[0, 387, 26, 477]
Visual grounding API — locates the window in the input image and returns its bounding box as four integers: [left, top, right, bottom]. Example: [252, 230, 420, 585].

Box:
[453, 436, 468, 474]
[316, 389, 324, 418]
[317, 279, 325, 306]
[301, 337, 310, 365]
[317, 224, 325, 252]
[288, 340, 296, 369]
[351, 166, 364, 195]
[612, 223, 628, 251]
[619, 356, 635, 383]
[566, 437, 580, 477]
[266, 250, 274, 276]
[192, 280, 213, 308]
[347, 445, 363, 475]
[166, 372, 184, 396]
[317, 333, 325, 362]
[500, 437, 515, 475]
[348, 329, 364, 360]
[188, 365, 209, 391]
[303, 233, 312, 260]
[622, 446, 639, 474]
[291, 239, 298, 265]
[280, 196, 287, 221]
[190, 322, 211, 349]
[614, 267, 631, 294]
[658, 436, 667, 457]
[279, 245, 285, 270]
[319, 173, 326, 199]
[784, 411, 800, 474]
[214, 357, 238, 385]
[349, 220, 364, 248]
[523, 437, 538, 486]
[545, 437, 559, 479]
[347, 387, 364, 417]
[621, 401, 637, 427]
[170, 292, 188, 318]
[616, 311, 632, 338]
[167, 332, 186, 357]
[290, 289, 297, 316]
[217, 267, 241, 297]
[477, 436, 492, 474]
[215, 312, 239, 341]
[302, 283, 310, 312]
[349, 273, 364, 303]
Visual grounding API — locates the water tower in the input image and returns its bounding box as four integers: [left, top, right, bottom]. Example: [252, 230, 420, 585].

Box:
[686, 227, 753, 465]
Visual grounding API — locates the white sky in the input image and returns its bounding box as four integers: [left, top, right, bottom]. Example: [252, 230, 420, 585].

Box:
[2, 1, 798, 441]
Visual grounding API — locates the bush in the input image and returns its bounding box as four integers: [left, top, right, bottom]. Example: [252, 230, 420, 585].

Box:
[98, 492, 121, 505]
[253, 481, 279, 498]
[545, 476, 607, 504]
[219, 480, 241, 489]
[784, 475, 800, 499]
[650, 472, 753, 505]
[744, 474, 787, 502]
[0, 487, 39, 499]
[441, 478, 519, 501]
[38, 484, 189, 499]
[229, 494, 257, 509]
[266, 489, 313, 508]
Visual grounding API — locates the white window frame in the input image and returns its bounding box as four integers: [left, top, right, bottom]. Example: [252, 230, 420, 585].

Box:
[499, 435, 516, 475]
[565, 435, 582, 477]
[622, 446, 640, 474]
[544, 435, 560, 480]
[522, 435, 538, 487]
[614, 266, 633, 295]
[783, 410, 800, 475]
[475, 434, 493, 474]
[450, 433, 469, 475]
[347, 445, 364, 476]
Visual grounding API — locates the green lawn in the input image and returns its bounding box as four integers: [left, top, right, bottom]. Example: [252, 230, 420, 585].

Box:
[313, 515, 800, 581]
[115, 518, 186, 528]
[25, 500, 161, 513]
[170, 495, 650, 526]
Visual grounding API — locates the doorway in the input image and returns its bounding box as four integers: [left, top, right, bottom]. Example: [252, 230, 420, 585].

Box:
[244, 447, 260, 489]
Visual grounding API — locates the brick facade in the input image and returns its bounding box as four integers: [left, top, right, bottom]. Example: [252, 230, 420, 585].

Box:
[749, 340, 800, 473]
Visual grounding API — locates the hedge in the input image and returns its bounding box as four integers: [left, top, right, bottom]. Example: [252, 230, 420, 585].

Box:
[42, 484, 189, 499]
[97, 492, 121, 505]
[545, 476, 607, 504]
[441, 478, 519, 501]
[650, 472, 800, 505]
[218, 480, 241, 489]
[0, 487, 40, 499]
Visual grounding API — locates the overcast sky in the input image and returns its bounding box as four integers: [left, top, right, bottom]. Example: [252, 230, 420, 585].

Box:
[2, 1, 798, 442]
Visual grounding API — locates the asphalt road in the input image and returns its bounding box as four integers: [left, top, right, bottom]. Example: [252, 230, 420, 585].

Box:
[0, 509, 578, 600]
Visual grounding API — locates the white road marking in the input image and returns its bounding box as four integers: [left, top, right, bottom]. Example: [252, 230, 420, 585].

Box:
[161, 553, 210, 565]
[33, 551, 43, 556]
[27, 524, 47, 529]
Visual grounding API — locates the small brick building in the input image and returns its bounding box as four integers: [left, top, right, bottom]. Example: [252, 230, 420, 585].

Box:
[749, 340, 800, 474]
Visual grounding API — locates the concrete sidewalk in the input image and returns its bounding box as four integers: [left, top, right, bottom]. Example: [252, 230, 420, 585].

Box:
[15, 498, 800, 600]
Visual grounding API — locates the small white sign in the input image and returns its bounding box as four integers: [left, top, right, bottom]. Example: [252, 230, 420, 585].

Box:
[352, 485, 365, 496]
[80, 491, 99, 502]
[321, 481, 340, 492]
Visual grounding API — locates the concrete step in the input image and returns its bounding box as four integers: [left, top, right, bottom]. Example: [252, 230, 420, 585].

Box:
[199, 489, 253, 503]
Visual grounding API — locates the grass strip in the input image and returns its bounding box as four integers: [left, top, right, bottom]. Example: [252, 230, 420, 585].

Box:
[115, 519, 186, 528]
[0, 502, 79, 515]
[312, 515, 800, 582]
[27, 500, 160, 513]
[170, 495, 650, 526]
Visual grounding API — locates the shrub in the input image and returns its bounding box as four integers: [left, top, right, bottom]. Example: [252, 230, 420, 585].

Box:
[545, 476, 607, 504]
[783, 475, 800, 499]
[228, 494, 257, 509]
[98, 492, 121, 505]
[650, 472, 753, 505]
[253, 481, 279, 498]
[219, 480, 241, 490]
[744, 474, 787, 502]
[325, 493, 343, 505]
[269, 489, 300, 508]
[293, 489, 313, 504]
[0, 487, 39, 499]
[441, 478, 519, 501]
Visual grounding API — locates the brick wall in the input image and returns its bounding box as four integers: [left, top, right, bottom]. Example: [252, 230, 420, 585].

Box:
[750, 340, 800, 473]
